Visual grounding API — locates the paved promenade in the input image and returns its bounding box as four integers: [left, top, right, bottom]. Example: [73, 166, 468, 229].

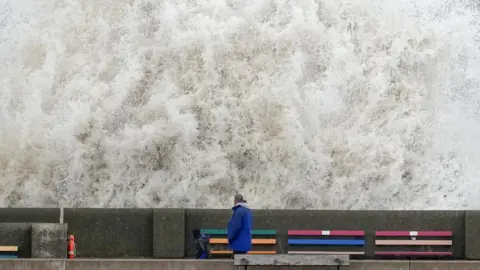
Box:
[1, 259, 480, 270]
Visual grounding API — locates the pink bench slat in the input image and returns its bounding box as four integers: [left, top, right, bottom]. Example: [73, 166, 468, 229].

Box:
[288, 251, 365, 255]
[375, 251, 452, 256]
[375, 231, 452, 237]
[288, 230, 365, 236]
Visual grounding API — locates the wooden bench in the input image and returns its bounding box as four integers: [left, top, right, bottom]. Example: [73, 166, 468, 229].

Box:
[374, 230, 453, 257]
[287, 230, 365, 256]
[201, 229, 276, 256]
[234, 254, 349, 270]
[0, 246, 18, 258]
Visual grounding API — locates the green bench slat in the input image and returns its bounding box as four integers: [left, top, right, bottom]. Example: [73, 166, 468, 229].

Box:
[201, 229, 276, 235]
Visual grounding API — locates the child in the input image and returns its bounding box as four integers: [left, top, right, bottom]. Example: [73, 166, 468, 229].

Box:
[192, 228, 211, 259]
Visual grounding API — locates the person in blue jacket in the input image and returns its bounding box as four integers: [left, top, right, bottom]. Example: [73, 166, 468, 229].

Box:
[227, 194, 252, 254]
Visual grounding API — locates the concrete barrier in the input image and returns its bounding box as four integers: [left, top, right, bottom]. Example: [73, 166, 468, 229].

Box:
[31, 223, 67, 258]
[153, 209, 185, 258]
[64, 208, 153, 258]
[0, 208, 60, 223]
[465, 211, 480, 259]
[0, 223, 31, 258]
[0, 208, 470, 258]
[0, 223, 68, 258]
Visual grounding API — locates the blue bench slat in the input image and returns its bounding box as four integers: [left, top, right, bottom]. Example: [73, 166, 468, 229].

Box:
[288, 239, 365, 246]
[0, 255, 17, 258]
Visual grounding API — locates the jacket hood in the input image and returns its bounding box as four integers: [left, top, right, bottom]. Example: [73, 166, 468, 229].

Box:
[232, 202, 250, 210]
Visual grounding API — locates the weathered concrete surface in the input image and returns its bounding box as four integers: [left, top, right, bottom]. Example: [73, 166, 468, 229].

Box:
[465, 211, 480, 259]
[343, 260, 409, 270]
[410, 261, 480, 270]
[0, 259, 65, 270]
[234, 254, 349, 265]
[67, 259, 233, 270]
[153, 209, 185, 258]
[0, 208, 60, 223]
[64, 208, 153, 257]
[31, 223, 67, 258]
[0, 223, 31, 258]
[0, 208, 467, 259]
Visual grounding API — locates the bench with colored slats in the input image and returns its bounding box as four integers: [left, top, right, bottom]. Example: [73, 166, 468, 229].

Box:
[287, 230, 366, 256]
[201, 229, 276, 256]
[0, 246, 18, 258]
[374, 230, 453, 257]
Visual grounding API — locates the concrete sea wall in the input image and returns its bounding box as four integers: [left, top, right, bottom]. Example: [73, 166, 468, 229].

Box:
[2, 208, 480, 259]
[2, 259, 480, 270]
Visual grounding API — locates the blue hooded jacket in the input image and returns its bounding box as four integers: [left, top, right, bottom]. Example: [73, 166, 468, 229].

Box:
[227, 203, 252, 252]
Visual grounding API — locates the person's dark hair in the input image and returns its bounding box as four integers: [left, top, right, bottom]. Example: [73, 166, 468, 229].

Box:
[234, 194, 247, 203]
[192, 228, 201, 239]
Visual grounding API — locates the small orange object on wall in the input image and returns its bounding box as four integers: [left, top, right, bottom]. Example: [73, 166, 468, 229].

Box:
[67, 235, 76, 259]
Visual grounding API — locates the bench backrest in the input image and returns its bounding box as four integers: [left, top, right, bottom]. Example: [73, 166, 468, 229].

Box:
[374, 230, 453, 257]
[201, 229, 277, 255]
[287, 230, 365, 256]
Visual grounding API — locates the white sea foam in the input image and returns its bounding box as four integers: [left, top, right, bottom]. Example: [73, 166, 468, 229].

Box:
[0, 0, 480, 209]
